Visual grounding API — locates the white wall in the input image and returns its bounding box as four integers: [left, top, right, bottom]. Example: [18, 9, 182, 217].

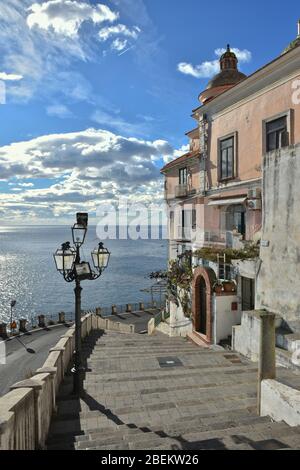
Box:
[257, 144, 300, 322]
[213, 294, 241, 344]
[232, 311, 261, 361]
[261, 379, 300, 426]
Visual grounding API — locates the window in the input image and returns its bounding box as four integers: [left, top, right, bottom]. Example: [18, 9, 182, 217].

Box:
[192, 207, 197, 230]
[266, 116, 288, 152]
[179, 167, 187, 185]
[219, 136, 234, 181]
[182, 209, 185, 228]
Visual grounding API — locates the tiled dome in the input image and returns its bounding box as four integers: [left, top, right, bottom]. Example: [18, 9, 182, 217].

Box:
[199, 45, 247, 104]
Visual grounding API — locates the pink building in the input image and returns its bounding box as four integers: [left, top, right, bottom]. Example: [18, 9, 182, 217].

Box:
[161, 26, 300, 345]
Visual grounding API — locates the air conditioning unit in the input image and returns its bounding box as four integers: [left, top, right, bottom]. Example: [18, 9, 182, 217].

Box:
[248, 187, 261, 199]
[248, 199, 262, 210]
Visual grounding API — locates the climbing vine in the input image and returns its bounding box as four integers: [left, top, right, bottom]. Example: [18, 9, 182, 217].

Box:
[150, 258, 193, 318]
[149, 243, 259, 318]
[193, 243, 259, 264]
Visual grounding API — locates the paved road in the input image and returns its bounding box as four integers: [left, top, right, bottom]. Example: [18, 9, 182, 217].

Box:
[0, 310, 158, 397]
[0, 324, 72, 396]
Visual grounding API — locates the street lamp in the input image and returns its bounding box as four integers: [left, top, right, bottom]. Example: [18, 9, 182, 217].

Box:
[53, 213, 110, 395]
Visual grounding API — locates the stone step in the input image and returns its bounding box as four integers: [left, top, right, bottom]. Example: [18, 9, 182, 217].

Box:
[78, 406, 257, 440]
[47, 329, 300, 451]
[283, 333, 300, 353]
[81, 390, 257, 414]
[50, 396, 259, 440]
[76, 414, 270, 447]
[276, 347, 300, 372]
[179, 420, 298, 443]
[84, 378, 258, 397]
[62, 398, 258, 428]
[84, 363, 257, 381]
[75, 420, 299, 451]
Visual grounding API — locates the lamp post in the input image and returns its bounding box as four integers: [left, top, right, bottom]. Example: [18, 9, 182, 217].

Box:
[53, 213, 110, 395]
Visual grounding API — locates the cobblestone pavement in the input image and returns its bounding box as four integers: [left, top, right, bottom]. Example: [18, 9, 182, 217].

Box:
[47, 330, 300, 450]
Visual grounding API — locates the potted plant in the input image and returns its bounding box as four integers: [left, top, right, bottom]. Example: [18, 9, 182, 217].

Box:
[213, 281, 224, 294]
[223, 280, 237, 293]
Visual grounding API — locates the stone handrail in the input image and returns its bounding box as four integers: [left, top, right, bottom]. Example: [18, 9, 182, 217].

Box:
[97, 316, 135, 334]
[0, 313, 95, 450]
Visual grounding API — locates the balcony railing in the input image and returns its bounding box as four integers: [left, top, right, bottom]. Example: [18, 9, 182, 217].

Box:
[174, 185, 196, 198]
[175, 184, 188, 198]
[203, 230, 246, 249]
[164, 185, 197, 200]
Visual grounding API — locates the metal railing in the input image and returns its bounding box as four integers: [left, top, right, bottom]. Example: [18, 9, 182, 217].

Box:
[154, 311, 163, 327]
[154, 308, 170, 328]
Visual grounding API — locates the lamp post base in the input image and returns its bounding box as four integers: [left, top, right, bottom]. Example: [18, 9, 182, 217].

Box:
[71, 365, 86, 396]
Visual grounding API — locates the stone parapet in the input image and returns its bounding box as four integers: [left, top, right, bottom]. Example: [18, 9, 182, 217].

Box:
[0, 312, 97, 450]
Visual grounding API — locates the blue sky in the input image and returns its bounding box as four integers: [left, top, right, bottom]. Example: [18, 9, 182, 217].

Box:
[0, 0, 299, 223]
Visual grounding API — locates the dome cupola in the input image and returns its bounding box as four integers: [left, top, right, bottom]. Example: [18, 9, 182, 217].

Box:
[199, 45, 247, 104]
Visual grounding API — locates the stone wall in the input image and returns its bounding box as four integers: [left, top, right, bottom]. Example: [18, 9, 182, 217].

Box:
[232, 311, 263, 361]
[256, 144, 300, 322]
[232, 310, 282, 361]
[261, 379, 300, 426]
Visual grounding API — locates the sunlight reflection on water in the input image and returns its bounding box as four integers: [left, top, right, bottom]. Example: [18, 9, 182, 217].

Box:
[0, 226, 167, 323]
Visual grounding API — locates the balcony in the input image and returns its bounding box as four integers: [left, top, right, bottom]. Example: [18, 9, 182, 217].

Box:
[175, 185, 196, 199]
[175, 184, 188, 198]
[203, 230, 247, 249]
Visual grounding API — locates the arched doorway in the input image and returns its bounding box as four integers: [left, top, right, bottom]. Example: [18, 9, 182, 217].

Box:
[192, 267, 216, 344]
[198, 276, 207, 335]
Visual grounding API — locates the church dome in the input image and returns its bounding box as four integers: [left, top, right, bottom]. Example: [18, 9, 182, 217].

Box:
[199, 45, 247, 104]
[206, 69, 247, 90]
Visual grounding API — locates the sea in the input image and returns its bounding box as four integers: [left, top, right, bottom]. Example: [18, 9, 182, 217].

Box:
[0, 225, 168, 324]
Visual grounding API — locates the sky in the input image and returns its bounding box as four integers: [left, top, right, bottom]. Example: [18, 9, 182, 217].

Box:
[0, 0, 299, 224]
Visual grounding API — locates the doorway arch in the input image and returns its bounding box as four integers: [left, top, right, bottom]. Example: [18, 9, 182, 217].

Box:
[192, 267, 216, 344]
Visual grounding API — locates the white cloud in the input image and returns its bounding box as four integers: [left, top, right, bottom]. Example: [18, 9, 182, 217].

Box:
[0, 2, 142, 102]
[0, 72, 23, 81]
[215, 47, 252, 63]
[18, 182, 34, 188]
[99, 24, 141, 41]
[178, 61, 219, 79]
[46, 104, 73, 119]
[111, 38, 128, 52]
[0, 128, 173, 220]
[27, 0, 119, 37]
[162, 144, 190, 164]
[178, 47, 252, 79]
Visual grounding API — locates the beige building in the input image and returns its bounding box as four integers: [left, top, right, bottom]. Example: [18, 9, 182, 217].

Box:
[161, 24, 300, 346]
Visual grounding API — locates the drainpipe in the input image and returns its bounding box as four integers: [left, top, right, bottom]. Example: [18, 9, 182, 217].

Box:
[199, 113, 209, 196]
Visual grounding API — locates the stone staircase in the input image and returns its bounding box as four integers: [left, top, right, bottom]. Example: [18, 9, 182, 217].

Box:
[276, 320, 300, 371]
[46, 330, 300, 450]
